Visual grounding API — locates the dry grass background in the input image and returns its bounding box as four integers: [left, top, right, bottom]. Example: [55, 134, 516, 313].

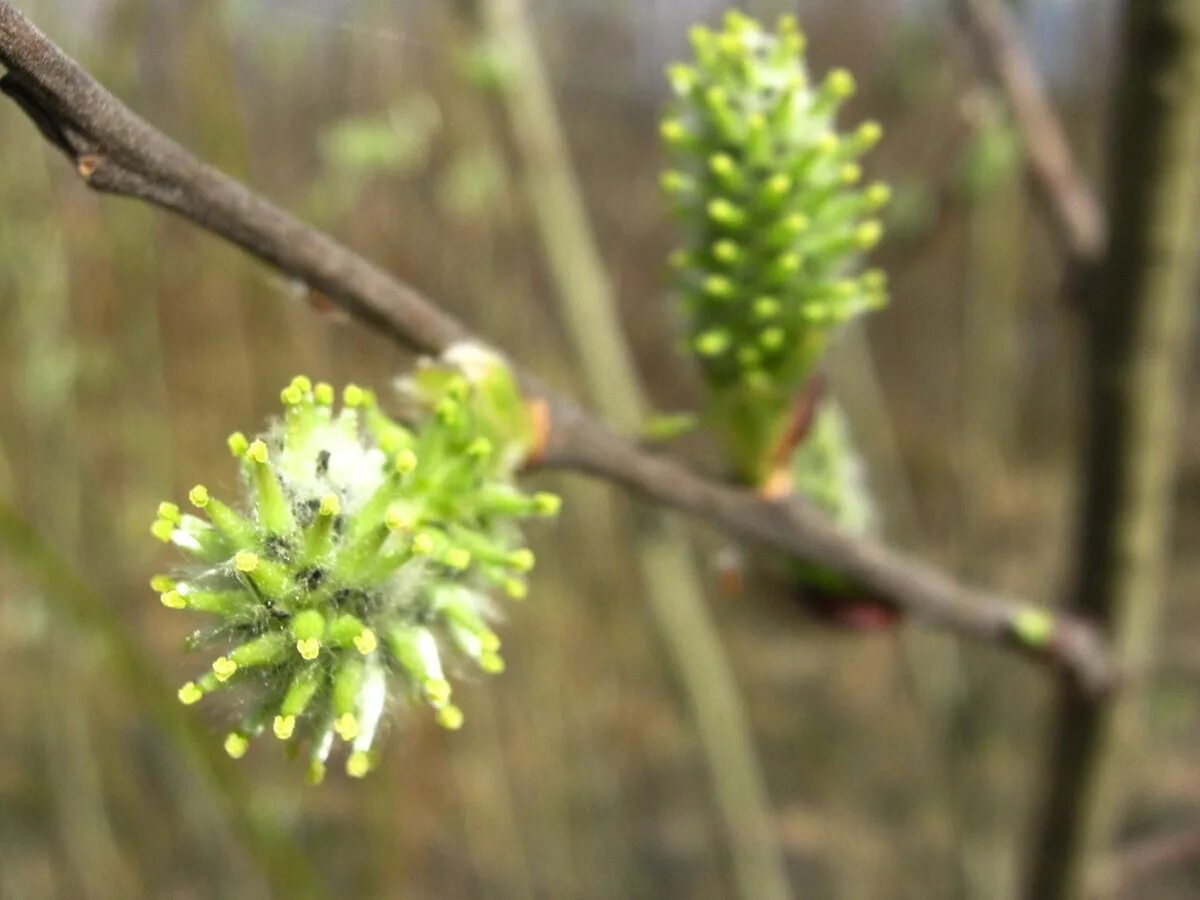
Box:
[0, 1, 1197, 897]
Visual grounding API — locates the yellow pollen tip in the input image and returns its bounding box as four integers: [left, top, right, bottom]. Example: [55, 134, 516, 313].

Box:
[188, 485, 209, 508]
[161, 590, 187, 610]
[227, 432, 249, 457]
[395, 449, 418, 473]
[343, 384, 365, 407]
[178, 682, 203, 705]
[234, 551, 259, 573]
[246, 440, 269, 464]
[436, 705, 464, 731]
[224, 733, 249, 759]
[319, 493, 340, 516]
[296, 638, 321, 661]
[424, 678, 452, 707]
[346, 751, 371, 779]
[335, 713, 359, 742]
[354, 629, 378, 655]
[212, 657, 238, 682]
[273, 715, 297, 740]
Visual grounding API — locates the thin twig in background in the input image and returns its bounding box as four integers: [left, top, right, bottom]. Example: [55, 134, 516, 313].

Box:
[0, 2, 1113, 689]
[466, 0, 792, 895]
[951, 0, 1107, 266]
[1026, 0, 1200, 896]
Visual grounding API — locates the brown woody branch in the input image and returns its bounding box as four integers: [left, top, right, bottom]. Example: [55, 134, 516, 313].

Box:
[0, 2, 1115, 691]
[952, 0, 1107, 265]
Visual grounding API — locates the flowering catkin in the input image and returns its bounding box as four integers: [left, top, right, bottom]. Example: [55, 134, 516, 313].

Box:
[661, 11, 889, 483]
[150, 345, 558, 782]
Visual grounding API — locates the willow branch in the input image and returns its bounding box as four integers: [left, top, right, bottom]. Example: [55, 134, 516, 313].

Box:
[952, 0, 1107, 265]
[0, 2, 1115, 691]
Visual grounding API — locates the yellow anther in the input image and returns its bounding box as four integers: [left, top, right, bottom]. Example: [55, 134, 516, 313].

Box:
[149, 575, 175, 593]
[444, 548, 472, 571]
[343, 384, 365, 407]
[234, 551, 259, 573]
[160, 590, 187, 610]
[424, 678, 452, 707]
[313, 382, 334, 406]
[188, 484, 210, 508]
[354, 629, 378, 655]
[273, 715, 296, 740]
[227, 431, 249, 457]
[177, 682, 203, 705]
[395, 449, 418, 473]
[319, 493, 341, 516]
[508, 548, 535, 572]
[436, 705, 464, 731]
[385, 505, 411, 532]
[157, 502, 181, 523]
[224, 732, 249, 759]
[296, 638, 321, 661]
[346, 751, 371, 778]
[246, 440, 269, 464]
[335, 713, 359, 742]
[479, 630, 501, 653]
[212, 657, 238, 682]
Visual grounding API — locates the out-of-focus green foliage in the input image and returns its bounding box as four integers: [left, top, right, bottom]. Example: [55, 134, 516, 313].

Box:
[307, 94, 442, 220]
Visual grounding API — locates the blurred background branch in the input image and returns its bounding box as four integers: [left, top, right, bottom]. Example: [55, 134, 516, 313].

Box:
[1027, 1, 1200, 896]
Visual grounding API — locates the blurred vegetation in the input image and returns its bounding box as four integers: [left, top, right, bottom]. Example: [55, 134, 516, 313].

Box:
[0, 0, 1197, 898]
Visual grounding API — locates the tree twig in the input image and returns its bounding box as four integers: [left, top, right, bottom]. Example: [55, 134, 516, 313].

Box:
[951, 0, 1107, 265]
[1026, 0, 1200, 896]
[0, 2, 1115, 691]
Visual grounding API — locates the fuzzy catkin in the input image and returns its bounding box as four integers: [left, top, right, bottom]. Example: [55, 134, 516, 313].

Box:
[151, 345, 558, 782]
[662, 11, 889, 483]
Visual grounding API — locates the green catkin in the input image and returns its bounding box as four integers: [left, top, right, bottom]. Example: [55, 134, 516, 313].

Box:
[151, 344, 559, 779]
[662, 11, 890, 484]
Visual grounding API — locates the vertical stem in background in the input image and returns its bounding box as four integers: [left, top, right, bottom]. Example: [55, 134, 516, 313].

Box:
[469, 1, 793, 897]
[951, 114, 1026, 900]
[1029, 2, 1200, 897]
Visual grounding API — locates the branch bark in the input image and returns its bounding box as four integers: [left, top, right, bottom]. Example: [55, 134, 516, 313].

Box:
[952, 0, 1107, 266]
[0, 2, 1114, 690]
[1027, 0, 1200, 896]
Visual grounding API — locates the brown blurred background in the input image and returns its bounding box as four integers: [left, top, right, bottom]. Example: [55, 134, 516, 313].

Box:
[0, 0, 1197, 897]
